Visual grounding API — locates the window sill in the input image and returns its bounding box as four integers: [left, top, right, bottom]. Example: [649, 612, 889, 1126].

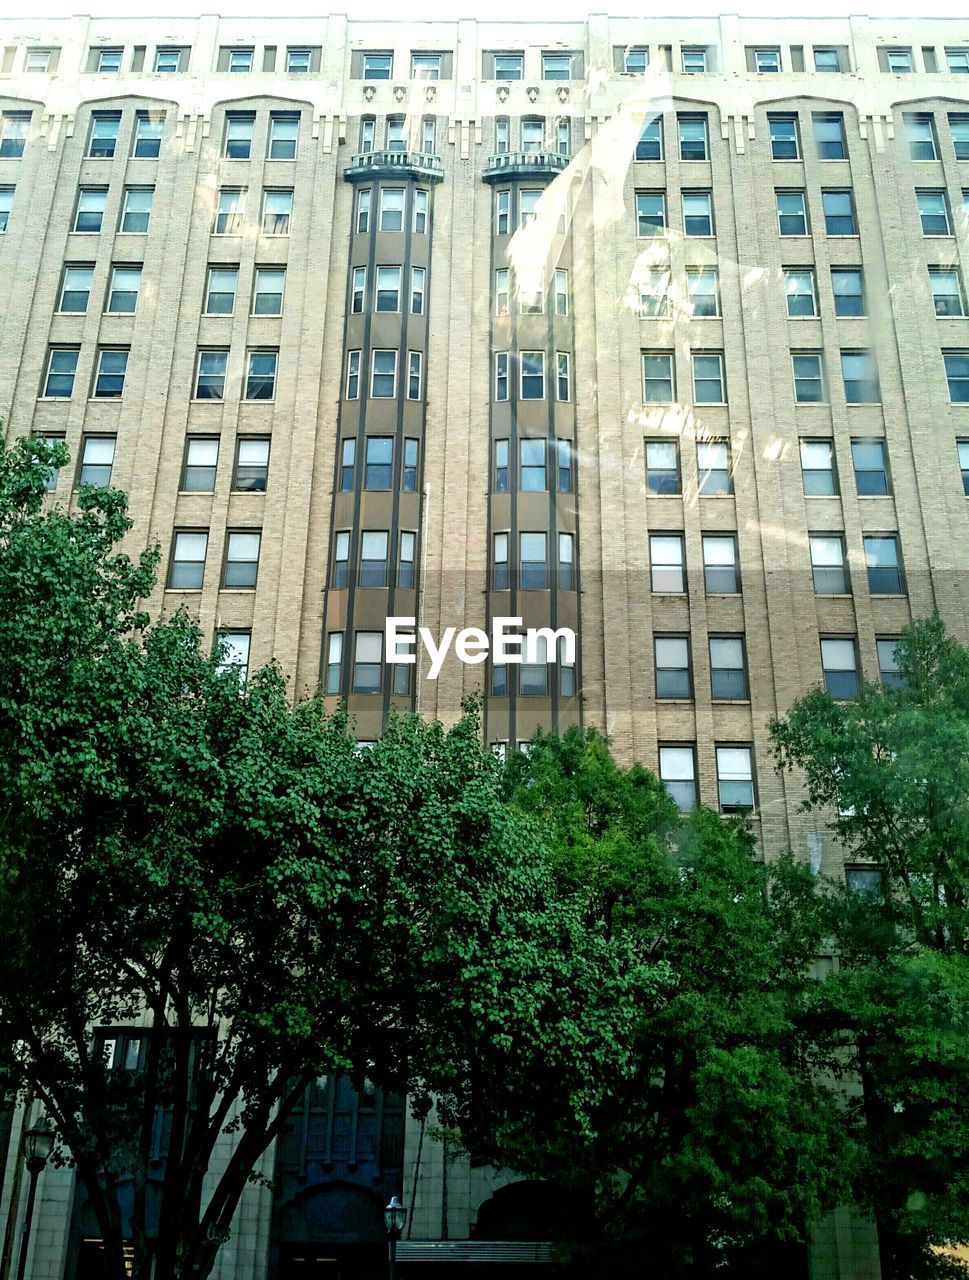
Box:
[712, 698, 751, 705]
[164, 587, 202, 594]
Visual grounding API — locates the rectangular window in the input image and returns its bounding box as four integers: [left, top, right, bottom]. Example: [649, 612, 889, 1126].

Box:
[556, 118, 571, 157]
[520, 532, 548, 590]
[904, 112, 938, 160]
[407, 351, 422, 400]
[94, 348, 128, 398]
[645, 440, 680, 495]
[250, 267, 284, 315]
[121, 187, 152, 234]
[411, 266, 426, 314]
[810, 534, 849, 594]
[106, 264, 141, 313]
[398, 531, 416, 590]
[386, 118, 406, 153]
[559, 636, 576, 695]
[0, 113, 29, 159]
[520, 633, 549, 696]
[370, 349, 397, 398]
[182, 437, 219, 492]
[339, 440, 355, 492]
[360, 119, 375, 153]
[88, 113, 120, 158]
[716, 746, 754, 812]
[678, 114, 708, 161]
[710, 636, 748, 700]
[793, 352, 825, 402]
[650, 533, 685, 593]
[636, 191, 667, 236]
[494, 267, 509, 316]
[495, 189, 510, 235]
[643, 352, 674, 402]
[495, 117, 510, 153]
[521, 119, 545, 155]
[703, 534, 739, 593]
[655, 635, 691, 699]
[542, 53, 573, 80]
[379, 188, 405, 232]
[78, 435, 115, 487]
[687, 268, 719, 317]
[814, 112, 847, 159]
[223, 531, 261, 589]
[233, 437, 270, 492]
[800, 439, 837, 495]
[832, 267, 865, 316]
[58, 265, 93, 313]
[268, 114, 299, 160]
[558, 532, 575, 590]
[169, 530, 207, 589]
[411, 52, 441, 80]
[917, 190, 951, 235]
[692, 351, 725, 403]
[821, 637, 859, 698]
[842, 350, 880, 403]
[332, 530, 351, 587]
[945, 350, 969, 401]
[865, 535, 904, 594]
[363, 53, 393, 79]
[959, 439, 969, 492]
[682, 190, 714, 236]
[769, 115, 800, 160]
[493, 532, 510, 590]
[196, 350, 227, 400]
[755, 48, 781, 73]
[494, 439, 509, 493]
[216, 632, 250, 681]
[822, 189, 856, 234]
[359, 530, 388, 587]
[44, 347, 79, 398]
[401, 439, 418, 493]
[784, 268, 817, 317]
[851, 438, 891, 495]
[351, 266, 366, 313]
[660, 746, 697, 811]
[245, 350, 277, 400]
[518, 266, 544, 313]
[375, 265, 401, 312]
[556, 352, 571, 402]
[353, 632, 383, 693]
[355, 189, 371, 234]
[682, 47, 707, 74]
[697, 440, 732, 495]
[215, 189, 246, 235]
[35, 433, 65, 491]
[521, 351, 545, 400]
[930, 267, 965, 317]
[776, 189, 808, 235]
[414, 189, 429, 233]
[74, 187, 107, 233]
[495, 352, 509, 401]
[640, 269, 671, 318]
[224, 114, 254, 160]
[949, 113, 969, 159]
[154, 48, 183, 73]
[364, 436, 393, 490]
[286, 48, 312, 73]
[519, 438, 547, 491]
[227, 47, 254, 73]
[947, 48, 969, 73]
[493, 53, 524, 80]
[133, 113, 163, 158]
[624, 47, 648, 74]
[814, 47, 842, 72]
[636, 117, 663, 161]
[0, 185, 13, 232]
[96, 48, 123, 72]
[886, 48, 913, 73]
[25, 49, 53, 73]
[520, 189, 541, 226]
[877, 638, 903, 689]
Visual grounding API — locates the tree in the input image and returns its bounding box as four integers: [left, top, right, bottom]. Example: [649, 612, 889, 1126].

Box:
[481, 729, 850, 1277]
[771, 616, 969, 1279]
[0, 439, 661, 1280]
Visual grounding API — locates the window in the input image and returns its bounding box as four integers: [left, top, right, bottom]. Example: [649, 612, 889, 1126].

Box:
[519, 634, 549, 696]
[678, 114, 708, 161]
[339, 440, 355, 492]
[821, 638, 859, 697]
[650, 534, 685, 593]
[324, 632, 343, 694]
[640, 269, 670, 318]
[169, 531, 207, 589]
[865, 535, 904, 594]
[902, 113, 937, 162]
[683, 190, 713, 236]
[259, 189, 290, 236]
[375, 265, 401, 312]
[494, 53, 524, 80]
[814, 47, 842, 72]
[558, 635, 576, 695]
[495, 190, 510, 236]
[655, 636, 691, 699]
[784, 268, 817, 317]
[35, 433, 65, 490]
[227, 47, 254, 73]
[94, 348, 128, 397]
[494, 439, 509, 492]
[224, 114, 254, 160]
[959, 440, 969, 492]
[223, 531, 261, 588]
[800, 440, 837, 495]
[553, 268, 569, 316]
[520, 190, 541, 226]
[363, 52, 393, 79]
[360, 119, 375, 153]
[917, 190, 951, 235]
[371, 349, 397, 398]
[822, 189, 856, 234]
[710, 637, 748, 700]
[697, 441, 732, 495]
[687, 268, 719, 316]
[97, 48, 123, 72]
[930, 267, 965, 317]
[215, 189, 245, 235]
[58, 265, 93, 313]
[814, 113, 847, 159]
[411, 52, 442, 79]
[398, 531, 416, 590]
[0, 113, 29, 160]
[44, 348, 79, 398]
[216, 632, 250, 681]
[846, 866, 886, 898]
[519, 439, 546, 491]
[947, 48, 969, 73]
[353, 632, 382, 693]
[660, 746, 697, 811]
[363, 437, 393, 490]
[703, 534, 739, 593]
[556, 118, 570, 157]
[0, 186, 12, 232]
[379, 188, 405, 232]
[776, 189, 808, 235]
[386, 118, 406, 153]
[407, 351, 422, 400]
[810, 534, 848, 594]
[495, 352, 509, 401]
[692, 351, 725, 403]
[886, 48, 913, 73]
[522, 121, 543, 158]
[558, 533, 575, 590]
[421, 118, 436, 155]
[332, 531, 351, 588]
[877, 638, 903, 689]
[133, 113, 163, 158]
[196, 350, 227, 400]
[542, 53, 573, 80]
[286, 47, 312, 73]
[949, 114, 969, 159]
[645, 440, 680, 494]
[624, 47, 648, 74]
[78, 436, 115, 487]
[182, 437, 219, 492]
[521, 351, 545, 400]
[716, 746, 754, 812]
[643, 352, 674, 403]
[121, 187, 152, 234]
[233, 438, 270, 492]
[755, 48, 781, 73]
[520, 532, 548, 590]
[493, 532, 510, 590]
[945, 351, 969, 401]
[832, 267, 865, 316]
[154, 48, 182, 73]
[403, 439, 419, 491]
[359, 531, 388, 587]
[636, 118, 662, 161]
[88, 114, 119, 158]
[793, 352, 825, 403]
[74, 188, 106, 233]
[351, 266, 366, 314]
[411, 266, 425, 314]
[636, 192, 667, 236]
[682, 47, 707, 74]
[769, 115, 800, 160]
[556, 352, 571, 402]
[268, 114, 298, 160]
[106, 265, 141, 313]
[414, 190, 429, 233]
[841, 350, 880, 403]
[556, 438, 573, 492]
[248, 266, 283, 316]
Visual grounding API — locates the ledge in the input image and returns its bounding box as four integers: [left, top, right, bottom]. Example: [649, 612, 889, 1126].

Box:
[482, 150, 569, 182]
[344, 149, 443, 182]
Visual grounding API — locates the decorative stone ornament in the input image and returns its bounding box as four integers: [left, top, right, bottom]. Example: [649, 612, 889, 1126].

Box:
[557, 86, 569, 103]
[363, 84, 376, 101]
[527, 85, 539, 102]
[497, 84, 509, 102]
[425, 84, 436, 102]
[394, 84, 406, 102]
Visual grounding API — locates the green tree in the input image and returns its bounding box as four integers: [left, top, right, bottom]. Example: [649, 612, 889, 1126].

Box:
[771, 616, 969, 1279]
[484, 729, 850, 1277]
[0, 439, 662, 1280]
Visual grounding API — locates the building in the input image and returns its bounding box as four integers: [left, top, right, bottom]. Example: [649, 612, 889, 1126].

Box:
[1, 9, 969, 1278]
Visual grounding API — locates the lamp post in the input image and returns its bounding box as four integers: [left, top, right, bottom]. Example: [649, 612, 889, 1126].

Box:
[383, 1195, 406, 1280]
[15, 1118, 53, 1280]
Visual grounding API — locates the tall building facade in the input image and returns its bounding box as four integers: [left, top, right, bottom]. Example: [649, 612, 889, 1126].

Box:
[2, 11, 969, 1278]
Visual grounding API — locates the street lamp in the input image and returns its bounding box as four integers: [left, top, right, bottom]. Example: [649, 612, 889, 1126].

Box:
[383, 1195, 406, 1280]
[15, 1117, 54, 1280]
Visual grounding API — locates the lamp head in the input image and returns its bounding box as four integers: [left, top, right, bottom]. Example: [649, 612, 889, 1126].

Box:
[384, 1195, 406, 1237]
